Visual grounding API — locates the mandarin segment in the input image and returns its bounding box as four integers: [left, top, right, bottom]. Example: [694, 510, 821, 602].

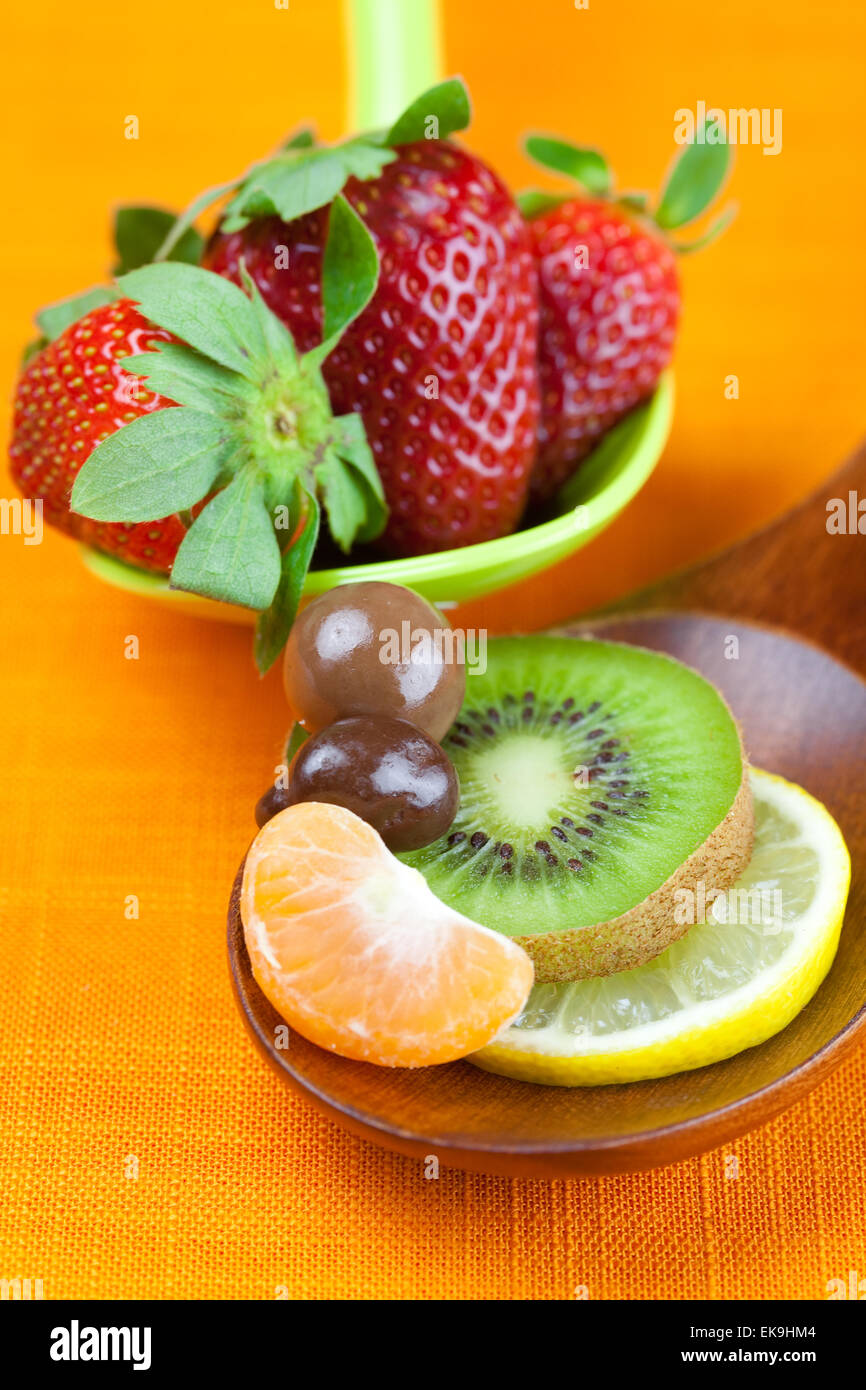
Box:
[241, 801, 534, 1067]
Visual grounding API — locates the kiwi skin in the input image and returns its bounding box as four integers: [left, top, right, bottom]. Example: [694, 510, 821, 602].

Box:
[517, 760, 754, 982]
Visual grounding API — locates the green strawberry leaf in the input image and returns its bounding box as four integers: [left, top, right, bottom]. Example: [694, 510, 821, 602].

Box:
[280, 126, 316, 151]
[254, 490, 321, 674]
[221, 150, 345, 227]
[237, 263, 299, 371]
[314, 453, 372, 552]
[345, 469, 388, 545]
[71, 409, 234, 522]
[516, 189, 568, 219]
[220, 140, 396, 233]
[36, 286, 119, 342]
[284, 721, 309, 760]
[113, 206, 204, 275]
[335, 409, 383, 482]
[314, 413, 386, 550]
[618, 191, 650, 213]
[333, 410, 386, 540]
[656, 124, 732, 230]
[118, 264, 269, 381]
[158, 76, 467, 251]
[169, 466, 281, 609]
[524, 136, 611, 196]
[119, 344, 250, 415]
[21, 336, 48, 366]
[338, 138, 401, 181]
[671, 203, 738, 253]
[320, 195, 380, 347]
[153, 176, 243, 263]
[385, 77, 471, 145]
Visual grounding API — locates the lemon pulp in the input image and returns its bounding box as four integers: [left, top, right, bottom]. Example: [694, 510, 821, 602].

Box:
[471, 769, 850, 1086]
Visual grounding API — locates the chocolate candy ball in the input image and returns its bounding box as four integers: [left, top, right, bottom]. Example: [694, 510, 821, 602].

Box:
[254, 782, 293, 829]
[288, 715, 459, 852]
[283, 581, 466, 741]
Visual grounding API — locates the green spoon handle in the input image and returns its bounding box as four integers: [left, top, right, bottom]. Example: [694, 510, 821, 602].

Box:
[344, 0, 444, 131]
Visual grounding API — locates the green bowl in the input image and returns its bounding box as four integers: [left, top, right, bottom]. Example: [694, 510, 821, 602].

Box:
[79, 372, 673, 622]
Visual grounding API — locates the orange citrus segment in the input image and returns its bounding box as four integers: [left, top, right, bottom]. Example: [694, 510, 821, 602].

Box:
[241, 801, 534, 1067]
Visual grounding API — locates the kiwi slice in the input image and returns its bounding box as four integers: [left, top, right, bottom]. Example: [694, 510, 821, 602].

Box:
[401, 636, 753, 982]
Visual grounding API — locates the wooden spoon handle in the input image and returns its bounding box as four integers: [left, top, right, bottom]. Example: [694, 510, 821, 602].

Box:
[604, 442, 866, 673]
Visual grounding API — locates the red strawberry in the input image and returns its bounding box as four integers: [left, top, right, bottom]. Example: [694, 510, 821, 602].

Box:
[204, 140, 540, 556]
[521, 132, 733, 503]
[10, 301, 186, 571]
[10, 251, 388, 672]
[528, 199, 679, 502]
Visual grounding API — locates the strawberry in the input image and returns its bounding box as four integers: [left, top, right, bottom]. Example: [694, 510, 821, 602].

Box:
[11, 301, 186, 572]
[9, 208, 387, 673]
[200, 96, 539, 555]
[520, 132, 734, 503]
[9, 79, 538, 671]
[10, 202, 217, 570]
[527, 199, 679, 502]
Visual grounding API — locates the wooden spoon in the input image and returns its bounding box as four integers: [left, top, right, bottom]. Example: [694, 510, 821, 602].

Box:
[227, 446, 866, 1176]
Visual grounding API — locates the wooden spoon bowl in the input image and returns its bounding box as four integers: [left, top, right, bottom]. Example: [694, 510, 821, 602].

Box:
[228, 450, 866, 1176]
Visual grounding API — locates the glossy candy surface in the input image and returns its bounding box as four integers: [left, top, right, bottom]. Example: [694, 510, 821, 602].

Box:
[254, 783, 293, 829]
[283, 581, 466, 741]
[288, 714, 459, 852]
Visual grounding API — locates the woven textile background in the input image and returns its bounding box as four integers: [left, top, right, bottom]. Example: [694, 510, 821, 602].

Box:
[2, 519, 865, 1301]
[2, 0, 864, 1299]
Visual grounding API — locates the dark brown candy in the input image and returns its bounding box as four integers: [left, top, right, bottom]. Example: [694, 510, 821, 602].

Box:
[282, 581, 466, 741]
[254, 783, 293, 829]
[288, 715, 459, 852]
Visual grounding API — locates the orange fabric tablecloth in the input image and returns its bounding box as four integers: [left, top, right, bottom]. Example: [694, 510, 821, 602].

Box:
[2, 0, 865, 1300]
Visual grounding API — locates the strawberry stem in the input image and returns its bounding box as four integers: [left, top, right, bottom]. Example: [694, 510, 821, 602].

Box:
[344, 0, 444, 131]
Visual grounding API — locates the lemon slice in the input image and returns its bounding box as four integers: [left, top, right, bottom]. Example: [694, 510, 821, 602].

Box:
[471, 769, 850, 1086]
